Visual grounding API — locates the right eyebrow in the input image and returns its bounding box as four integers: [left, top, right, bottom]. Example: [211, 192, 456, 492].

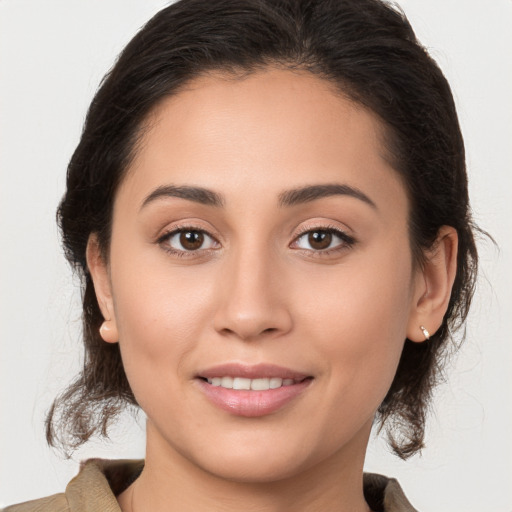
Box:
[140, 185, 225, 210]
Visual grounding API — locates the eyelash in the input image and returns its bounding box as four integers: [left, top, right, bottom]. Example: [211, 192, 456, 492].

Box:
[156, 224, 356, 258]
[157, 224, 220, 258]
[292, 225, 356, 256]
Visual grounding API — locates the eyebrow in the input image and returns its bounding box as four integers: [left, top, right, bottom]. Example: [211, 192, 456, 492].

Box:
[141, 185, 224, 209]
[278, 183, 377, 210]
[140, 182, 376, 211]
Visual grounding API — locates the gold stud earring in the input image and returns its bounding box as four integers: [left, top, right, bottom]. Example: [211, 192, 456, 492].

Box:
[419, 325, 430, 341]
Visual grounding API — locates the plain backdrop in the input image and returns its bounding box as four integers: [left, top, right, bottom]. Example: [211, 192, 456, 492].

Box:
[1, 1, 511, 510]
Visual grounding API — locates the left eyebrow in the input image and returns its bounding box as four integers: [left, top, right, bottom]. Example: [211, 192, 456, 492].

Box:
[278, 183, 377, 210]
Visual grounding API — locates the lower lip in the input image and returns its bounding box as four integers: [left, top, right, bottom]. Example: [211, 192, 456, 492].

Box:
[197, 379, 312, 417]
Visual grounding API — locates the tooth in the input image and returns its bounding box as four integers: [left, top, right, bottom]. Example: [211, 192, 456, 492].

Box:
[208, 376, 296, 390]
[221, 376, 234, 389]
[233, 377, 251, 390]
[251, 378, 270, 391]
[269, 377, 283, 389]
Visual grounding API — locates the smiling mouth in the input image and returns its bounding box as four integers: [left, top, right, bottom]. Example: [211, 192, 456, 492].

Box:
[196, 363, 313, 416]
[200, 376, 311, 391]
[197, 375, 313, 416]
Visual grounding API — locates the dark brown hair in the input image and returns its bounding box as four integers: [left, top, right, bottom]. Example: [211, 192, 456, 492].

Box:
[48, 0, 478, 459]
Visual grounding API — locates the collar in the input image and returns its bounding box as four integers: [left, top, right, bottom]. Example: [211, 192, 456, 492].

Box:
[65, 459, 417, 512]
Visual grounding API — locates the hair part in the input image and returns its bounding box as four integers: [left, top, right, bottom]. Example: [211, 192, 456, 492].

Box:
[48, 0, 479, 459]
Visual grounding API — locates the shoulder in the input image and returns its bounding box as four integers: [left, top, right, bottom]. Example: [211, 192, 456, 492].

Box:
[2, 459, 144, 512]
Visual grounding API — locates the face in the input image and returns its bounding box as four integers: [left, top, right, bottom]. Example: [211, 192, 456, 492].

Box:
[93, 68, 424, 482]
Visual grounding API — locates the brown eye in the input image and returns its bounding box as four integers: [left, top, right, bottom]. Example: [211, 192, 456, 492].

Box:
[180, 230, 204, 250]
[162, 228, 218, 253]
[307, 231, 332, 250]
[293, 227, 355, 253]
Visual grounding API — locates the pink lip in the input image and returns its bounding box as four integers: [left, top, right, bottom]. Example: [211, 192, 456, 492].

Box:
[196, 363, 313, 417]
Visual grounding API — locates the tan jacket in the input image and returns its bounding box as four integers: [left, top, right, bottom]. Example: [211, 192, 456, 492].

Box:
[2, 459, 418, 512]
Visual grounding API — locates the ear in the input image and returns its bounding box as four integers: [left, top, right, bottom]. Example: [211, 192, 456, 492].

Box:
[407, 226, 458, 342]
[86, 234, 119, 344]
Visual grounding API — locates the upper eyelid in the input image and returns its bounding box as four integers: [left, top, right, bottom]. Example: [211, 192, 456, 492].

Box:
[157, 223, 220, 243]
[292, 224, 354, 240]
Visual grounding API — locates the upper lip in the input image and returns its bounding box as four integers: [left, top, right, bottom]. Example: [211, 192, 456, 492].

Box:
[197, 363, 310, 380]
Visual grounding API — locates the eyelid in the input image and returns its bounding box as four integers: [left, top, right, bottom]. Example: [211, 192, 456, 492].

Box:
[155, 219, 222, 243]
[293, 221, 354, 240]
[156, 223, 221, 256]
[290, 223, 357, 253]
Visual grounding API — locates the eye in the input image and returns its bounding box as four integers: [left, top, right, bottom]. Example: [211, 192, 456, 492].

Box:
[159, 228, 218, 253]
[292, 228, 355, 252]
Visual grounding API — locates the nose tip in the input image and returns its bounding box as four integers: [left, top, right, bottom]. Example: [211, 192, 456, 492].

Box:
[217, 317, 284, 342]
[212, 258, 293, 342]
[214, 297, 293, 341]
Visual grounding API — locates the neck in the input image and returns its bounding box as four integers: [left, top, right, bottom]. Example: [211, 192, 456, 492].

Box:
[118, 420, 373, 512]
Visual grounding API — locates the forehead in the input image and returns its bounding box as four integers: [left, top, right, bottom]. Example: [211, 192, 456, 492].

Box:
[118, 67, 406, 215]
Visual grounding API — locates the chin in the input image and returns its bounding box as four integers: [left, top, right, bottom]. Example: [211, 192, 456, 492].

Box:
[180, 430, 335, 484]
[200, 453, 311, 484]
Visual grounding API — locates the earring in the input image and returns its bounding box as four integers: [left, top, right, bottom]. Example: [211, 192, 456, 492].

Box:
[419, 325, 430, 341]
[99, 320, 118, 343]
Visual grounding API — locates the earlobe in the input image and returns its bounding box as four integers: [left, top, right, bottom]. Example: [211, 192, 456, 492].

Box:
[86, 234, 119, 344]
[407, 226, 458, 342]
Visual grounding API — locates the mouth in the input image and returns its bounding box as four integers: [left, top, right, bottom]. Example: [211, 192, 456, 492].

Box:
[199, 376, 310, 390]
[196, 363, 313, 417]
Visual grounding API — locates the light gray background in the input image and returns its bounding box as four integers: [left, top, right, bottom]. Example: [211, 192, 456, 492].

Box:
[1, 1, 511, 510]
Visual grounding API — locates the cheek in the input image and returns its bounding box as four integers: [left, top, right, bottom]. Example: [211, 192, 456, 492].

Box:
[294, 247, 413, 398]
[108, 253, 217, 390]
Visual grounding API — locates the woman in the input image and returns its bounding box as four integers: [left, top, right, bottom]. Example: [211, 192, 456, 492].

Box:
[2, 0, 481, 511]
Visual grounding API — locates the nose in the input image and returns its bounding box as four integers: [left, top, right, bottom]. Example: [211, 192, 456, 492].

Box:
[213, 247, 293, 341]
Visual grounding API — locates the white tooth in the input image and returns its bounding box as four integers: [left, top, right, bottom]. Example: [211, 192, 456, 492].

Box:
[211, 377, 222, 386]
[282, 378, 294, 386]
[251, 378, 270, 391]
[221, 376, 234, 389]
[269, 377, 283, 389]
[233, 377, 251, 390]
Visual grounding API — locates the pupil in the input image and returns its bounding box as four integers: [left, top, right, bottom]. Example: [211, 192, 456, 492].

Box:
[180, 231, 204, 250]
[308, 231, 332, 250]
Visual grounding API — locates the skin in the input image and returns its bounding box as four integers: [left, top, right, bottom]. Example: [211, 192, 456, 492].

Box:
[88, 68, 457, 512]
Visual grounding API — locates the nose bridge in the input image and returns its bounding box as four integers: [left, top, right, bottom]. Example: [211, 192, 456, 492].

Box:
[213, 240, 291, 340]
